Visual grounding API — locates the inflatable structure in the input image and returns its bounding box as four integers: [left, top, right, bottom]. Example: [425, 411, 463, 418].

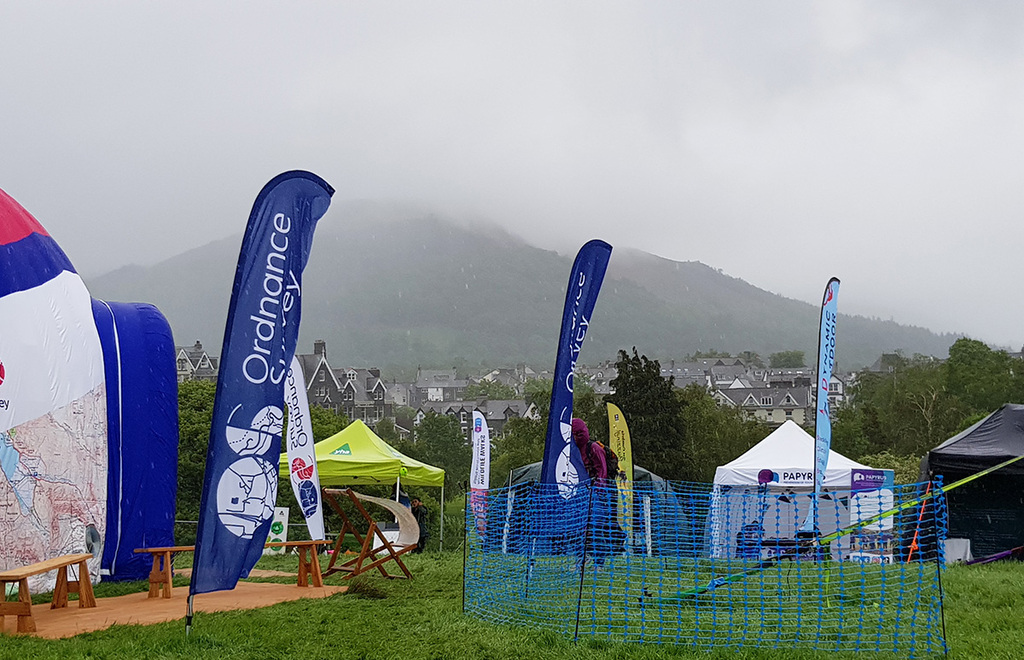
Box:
[1, 188, 178, 588]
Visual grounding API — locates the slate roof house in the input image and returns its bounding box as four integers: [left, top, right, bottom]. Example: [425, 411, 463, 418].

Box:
[176, 341, 220, 382]
[295, 340, 393, 425]
[415, 398, 538, 438]
[713, 384, 812, 425]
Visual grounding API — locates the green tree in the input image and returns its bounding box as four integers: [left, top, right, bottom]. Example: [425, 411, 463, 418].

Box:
[769, 350, 806, 368]
[375, 417, 399, 444]
[498, 375, 605, 481]
[522, 375, 601, 422]
[176, 380, 217, 543]
[307, 404, 349, 442]
[839, 354, 967, 458]
[410, 411, 470, 490]
[856, 451, 925, 485]
[737, 351, 765, 368]
[524, 377, 553, 419]
[570, 376, 607, 443]
[394, 405, 417, 432]
[675, 384, 768, 481]
[831, 403, 872, 460]
[489, 416, 546, 486]
[463, 379, 517, 400]
[944, 338, 1017, 413]
[687, 349, 732, 359]
[605, 348, 686, 480]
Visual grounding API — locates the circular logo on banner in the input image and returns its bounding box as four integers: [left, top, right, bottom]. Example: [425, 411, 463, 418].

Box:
[291, 457, 315, 481]
[216, 456, 278, 538]
[298, 480, 319, 517]
[0, 361, 5, 386]
[225, 404, 283, 456]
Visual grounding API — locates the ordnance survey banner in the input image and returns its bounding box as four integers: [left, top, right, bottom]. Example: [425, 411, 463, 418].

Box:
[284, 354, 324, 541]
[191, 171, 333, 595]
[540, 239, 612, 498]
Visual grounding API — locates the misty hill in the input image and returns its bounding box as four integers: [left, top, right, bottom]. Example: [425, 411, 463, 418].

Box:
[86, 203, 959, 374]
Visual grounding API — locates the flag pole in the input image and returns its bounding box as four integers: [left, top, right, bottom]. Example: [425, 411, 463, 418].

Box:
[185, 594, 194, 636]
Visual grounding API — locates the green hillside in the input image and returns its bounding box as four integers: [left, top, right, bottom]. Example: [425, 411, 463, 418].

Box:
[87, 203, 959, 372]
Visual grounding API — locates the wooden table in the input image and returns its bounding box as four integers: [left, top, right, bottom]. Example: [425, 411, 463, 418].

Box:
[0, 553, 97, 633]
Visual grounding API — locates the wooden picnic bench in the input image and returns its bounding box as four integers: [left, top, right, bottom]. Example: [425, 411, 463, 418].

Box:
[0, 553, 96, 633]
[263, 540, 327, 588]
[134, 540, 329, 598]
[133, 545, 195, 599]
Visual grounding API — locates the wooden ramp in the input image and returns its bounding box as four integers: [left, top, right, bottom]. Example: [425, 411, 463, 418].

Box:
[1, 581, 347, 639]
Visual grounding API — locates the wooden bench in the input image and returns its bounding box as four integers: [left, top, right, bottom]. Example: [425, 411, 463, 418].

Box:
[0, 553, 96, 633]
[133, 545, 195, 599]
[134, 540, 329, 598]
[263, 540, 327, 588]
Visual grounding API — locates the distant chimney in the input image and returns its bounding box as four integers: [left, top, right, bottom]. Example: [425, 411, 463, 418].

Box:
[314, 339, 326, 357]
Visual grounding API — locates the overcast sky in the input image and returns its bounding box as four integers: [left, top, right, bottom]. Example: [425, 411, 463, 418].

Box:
[3, 2, 1023, 349]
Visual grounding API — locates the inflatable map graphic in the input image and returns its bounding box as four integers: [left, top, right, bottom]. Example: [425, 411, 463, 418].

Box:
[0, 189, 108, 592]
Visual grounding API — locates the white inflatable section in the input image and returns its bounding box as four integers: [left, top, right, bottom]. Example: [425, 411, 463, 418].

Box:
[0, 271, 105, 432]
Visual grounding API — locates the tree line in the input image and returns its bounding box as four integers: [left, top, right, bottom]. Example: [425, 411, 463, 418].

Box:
[175, 337, 1019, 544]
[832, 338, 1024, 478]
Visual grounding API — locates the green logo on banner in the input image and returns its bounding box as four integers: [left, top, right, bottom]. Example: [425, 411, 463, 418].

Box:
[331, 443, 352, 456]
[271, 521, 284, 534]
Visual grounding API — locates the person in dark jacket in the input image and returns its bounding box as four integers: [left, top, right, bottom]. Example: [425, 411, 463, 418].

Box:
[410, 498, 429, 553]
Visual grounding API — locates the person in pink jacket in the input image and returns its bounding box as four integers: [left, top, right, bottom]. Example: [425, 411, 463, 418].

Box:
[571, 418, 607, 483]
[571, 418, 624, 567]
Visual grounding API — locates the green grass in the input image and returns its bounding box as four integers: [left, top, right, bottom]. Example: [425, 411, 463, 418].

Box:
[1, 552, 1022, 659]
[467, 553, 947, 656]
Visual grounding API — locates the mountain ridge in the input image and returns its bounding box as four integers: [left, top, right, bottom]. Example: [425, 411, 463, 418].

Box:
[86, 203, 960, 374]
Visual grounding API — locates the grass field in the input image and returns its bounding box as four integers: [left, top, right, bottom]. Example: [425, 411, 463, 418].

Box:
[1, 551, 1022, 659]
[466, 551, 947, 655]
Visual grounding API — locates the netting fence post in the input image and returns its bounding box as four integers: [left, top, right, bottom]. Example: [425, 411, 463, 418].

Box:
[573, 482, 596, 643]
[934, 476, 949, 658]
[462, 491, 469, 614]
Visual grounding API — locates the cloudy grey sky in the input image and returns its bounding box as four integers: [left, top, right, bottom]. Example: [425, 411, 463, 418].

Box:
[3, 2, 1023, 348]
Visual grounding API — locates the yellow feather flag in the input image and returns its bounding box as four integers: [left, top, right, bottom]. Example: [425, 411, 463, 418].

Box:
[607, 402, 634, 547]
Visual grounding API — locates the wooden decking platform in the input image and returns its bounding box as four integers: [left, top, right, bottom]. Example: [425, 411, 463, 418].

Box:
[0, 580, 347, 639]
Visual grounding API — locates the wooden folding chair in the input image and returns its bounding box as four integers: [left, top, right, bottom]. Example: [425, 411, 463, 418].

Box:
[322, 488, 419, 579]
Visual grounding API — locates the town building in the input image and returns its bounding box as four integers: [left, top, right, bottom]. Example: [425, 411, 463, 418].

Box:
[294, 340, 393, 425]
[414, 398, 538, 438]
[175, 341, 219, 382]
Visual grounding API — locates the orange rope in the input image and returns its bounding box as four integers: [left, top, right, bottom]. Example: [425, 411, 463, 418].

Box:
[906, 481, 932, 562]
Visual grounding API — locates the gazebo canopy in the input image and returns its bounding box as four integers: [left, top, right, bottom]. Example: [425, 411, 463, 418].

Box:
[714, 420, 874, 489]
[279, 419, 445, 488]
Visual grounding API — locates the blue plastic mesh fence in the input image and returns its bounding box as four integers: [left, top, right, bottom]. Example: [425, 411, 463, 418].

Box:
[464, 479, 947, 657]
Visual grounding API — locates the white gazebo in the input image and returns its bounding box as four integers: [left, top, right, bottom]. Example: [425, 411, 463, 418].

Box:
[714, 420, 873, 489]
[707, 421, 894, 560]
